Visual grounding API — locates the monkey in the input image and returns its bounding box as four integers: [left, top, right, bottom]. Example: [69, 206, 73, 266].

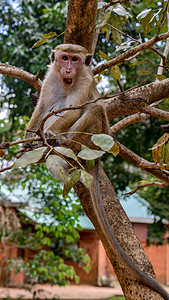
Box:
[25, 44, 169, 299]
[25, 44, 108, 149]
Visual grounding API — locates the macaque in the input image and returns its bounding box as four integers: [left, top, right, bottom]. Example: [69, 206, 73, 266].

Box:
[25, 44, 169, 299]
[25, 44, 108, 149]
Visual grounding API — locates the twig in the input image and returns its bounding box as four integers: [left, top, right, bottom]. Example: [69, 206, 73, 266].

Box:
[106, 23, 140, 44]
[0, 165, 13, 173]
[115, 138, 169, 184]
[125, 181, 167, 196]
[35, 69, 42, 80]
[0, 137, 41, 149]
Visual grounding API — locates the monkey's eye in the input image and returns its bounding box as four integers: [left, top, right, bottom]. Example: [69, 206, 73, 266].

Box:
[62, 56, 68, 61]
[72, 56, 78, 62]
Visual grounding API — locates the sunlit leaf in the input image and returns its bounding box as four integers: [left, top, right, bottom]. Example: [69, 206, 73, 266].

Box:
[159, 144, 165, 170]
[95, 74, 102, 84]
[137, 9, 154, 34]
[107, 142, 119, 157]
[137, 9, 152, 21]
[98, 50, 110, 61]
[46, 155, 70, 183]
[31, 39, 47, 50]
[98, 1, 106, 9]
[155, 74, 167, 81]
[131, 61, 149, 66]
[164, 142, 169, 167]
[13, 147, 47, 168]
[150, 133, 169, 150]
[77, 147, 105, 160]
[111, 65, 121, 82]
[138, 70, 152, 75]
[92, 134, 114, 151]
[42, 32, 57, 39]
[152, 146, 162, 164]
[80, 170, 93, 188]
[99, 10, 111, 28]
[113, 4, 131, 18]
[0, 149, 4, 158]
[139, 180, 149, 185]
[54, 146, 77, 161]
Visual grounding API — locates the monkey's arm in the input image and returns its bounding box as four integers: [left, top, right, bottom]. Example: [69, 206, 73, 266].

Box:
[62, 104, 109, 150]
[45, 109, 82, 136]
[25, 105, 43, 138]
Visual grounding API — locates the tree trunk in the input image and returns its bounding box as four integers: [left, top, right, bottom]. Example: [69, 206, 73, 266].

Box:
[64, 0, 164, 298]
[64, 0, 98, 53]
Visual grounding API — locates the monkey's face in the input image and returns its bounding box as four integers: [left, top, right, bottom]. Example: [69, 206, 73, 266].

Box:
[56, 52, 83, 88]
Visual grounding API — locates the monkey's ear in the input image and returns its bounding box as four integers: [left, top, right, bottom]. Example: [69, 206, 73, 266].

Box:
[85, 54, 92, 66]
[50, 50, 55, 63]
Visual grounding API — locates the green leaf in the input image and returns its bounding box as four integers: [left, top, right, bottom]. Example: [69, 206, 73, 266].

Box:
[46, 155, 70, 183]
[92, 134, 114, 151]
[138, 9, 154, 34]
[137, 9, 152, 21]
[63, 170, 81, 197]
[13, 147, 47, 168]
[155, 74, 167, 81]
[98, 50, 110, 61]
[165, 142, 169, 167]
[78, 147, 105, 160]
[86, 160, 95, 171]
[111, 65, 121, 82]
[66, 234, 74, 243]
[80, 170, 93, 189]
[138, 70, 152, 75]
[42, 32, 57, 39]
[150, 133, 169, 150]
[75, 275, 80, 284]
[54, 146, 77, 161]
[99, 10, 111, 28]
[131, 61, 149, 66]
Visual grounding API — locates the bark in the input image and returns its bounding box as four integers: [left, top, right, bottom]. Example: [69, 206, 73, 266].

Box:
[64, 1, 167, 299]
[75, 165, 162, 299]
[105, 78, 169, 120]
[0, 64, 42, 93]
[64, 0, 98, 53]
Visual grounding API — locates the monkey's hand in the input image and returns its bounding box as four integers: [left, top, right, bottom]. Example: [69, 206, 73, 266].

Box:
[23, 142, 36, 149]
[45, 131, 64, 147]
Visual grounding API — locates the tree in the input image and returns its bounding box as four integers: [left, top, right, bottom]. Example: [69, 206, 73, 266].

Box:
[1, 0, 169, 299]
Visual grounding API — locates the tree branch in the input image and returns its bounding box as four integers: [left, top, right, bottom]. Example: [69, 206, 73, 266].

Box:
[116, 139, 169, 184]
[106, 78, 169, 120]
[125, 181, 167, 196]
[0, 64, 42, 92]
[93, 32, 169, 75]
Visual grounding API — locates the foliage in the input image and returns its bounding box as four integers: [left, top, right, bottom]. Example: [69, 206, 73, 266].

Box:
[1, 0, 169, 289]
[0, 0, 66, 134]
[3, 164, 91, 285]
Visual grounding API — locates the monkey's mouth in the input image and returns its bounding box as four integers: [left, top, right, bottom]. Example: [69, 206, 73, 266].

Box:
[63, 78, 73, 85]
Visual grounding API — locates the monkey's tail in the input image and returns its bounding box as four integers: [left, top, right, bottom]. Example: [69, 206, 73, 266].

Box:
[89, 160, 169, 300]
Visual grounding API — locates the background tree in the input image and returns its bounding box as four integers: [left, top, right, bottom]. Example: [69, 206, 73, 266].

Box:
[1, 0, 169, 299]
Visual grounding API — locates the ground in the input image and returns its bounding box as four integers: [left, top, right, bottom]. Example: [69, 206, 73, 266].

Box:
[0, 284, 123, 299]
